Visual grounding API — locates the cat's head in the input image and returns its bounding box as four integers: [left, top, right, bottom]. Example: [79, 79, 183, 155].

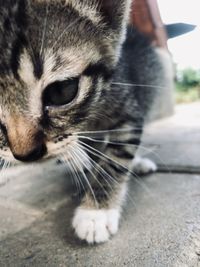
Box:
[0, 0, 131, 165]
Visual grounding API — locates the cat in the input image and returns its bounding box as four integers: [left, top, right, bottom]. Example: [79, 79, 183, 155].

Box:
[0, 0, 165, 244]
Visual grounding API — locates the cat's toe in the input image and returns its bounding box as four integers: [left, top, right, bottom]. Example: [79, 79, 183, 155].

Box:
[132, 157, 157, 174]
[72, 208, 120, 244]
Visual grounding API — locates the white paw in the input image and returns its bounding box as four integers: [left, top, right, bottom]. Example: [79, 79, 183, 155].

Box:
[72, 208, 120, 244]
[132, 157, 157, 174]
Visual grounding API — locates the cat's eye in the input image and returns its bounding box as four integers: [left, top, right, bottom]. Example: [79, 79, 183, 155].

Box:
[43, 78, 79, 108]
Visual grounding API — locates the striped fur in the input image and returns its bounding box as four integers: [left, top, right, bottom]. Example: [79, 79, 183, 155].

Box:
[0, 0, 165, 243]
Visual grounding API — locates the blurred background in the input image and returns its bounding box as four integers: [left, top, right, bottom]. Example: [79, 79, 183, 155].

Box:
[131, 0, 200, 107]
[158, 0, 200, 104]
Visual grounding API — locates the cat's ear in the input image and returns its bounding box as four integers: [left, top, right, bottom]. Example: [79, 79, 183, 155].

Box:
[97, 0, 131, 30]
[96, 0, 131, 55]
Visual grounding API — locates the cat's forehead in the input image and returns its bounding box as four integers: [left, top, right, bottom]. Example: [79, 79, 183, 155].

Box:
[0, 0, 113, 87]
[18, 45, 101, 87]
[32, 0, 102, 23]
[28, 0, 106, 49]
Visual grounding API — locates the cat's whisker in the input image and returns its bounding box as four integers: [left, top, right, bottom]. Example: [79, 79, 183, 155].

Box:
[77, 135, 170, 172]
[82, 156, 141, 211]
[77, 141, 155, 198]
[77, 145, 119, 191]
[68, 160, 82, 196]
[78, 135, 142, 147]
[64, 149, 87, 196]
[76, 143, 151, 210]
[58, 154, 81, 195]
[71, 146, 111, 200]
[112, 82, 167, 90]
[0, 158, 11, 172]
[62, 151, 86, 197]
[73, 127, 143, 136]
[78, 140, 131, 173]
[69, 148, 99, 207]
[0, 157, 4, 166]
[0, 158, 12, 187]
[40, 3, 49, 56]
[76, 144, 118, 193]
[70, 144, 135, 208]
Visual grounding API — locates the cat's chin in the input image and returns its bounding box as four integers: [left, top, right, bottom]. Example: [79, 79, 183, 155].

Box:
[0, 149, 74, 169]
[0, 154, 57, 167]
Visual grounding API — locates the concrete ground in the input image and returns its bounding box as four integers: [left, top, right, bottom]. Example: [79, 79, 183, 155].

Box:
[0, 102, 200, 267]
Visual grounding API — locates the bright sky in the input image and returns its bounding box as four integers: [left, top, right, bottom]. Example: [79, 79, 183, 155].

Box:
[157, 0, 200, 70]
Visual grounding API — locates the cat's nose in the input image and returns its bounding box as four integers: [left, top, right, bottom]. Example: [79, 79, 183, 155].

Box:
[6, 115, 47, 162]
[13, 144, 47, 162]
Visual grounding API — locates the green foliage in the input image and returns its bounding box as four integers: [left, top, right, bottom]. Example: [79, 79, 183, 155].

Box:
[177, 68, 200, 91]
[175, 68, 200, 103]
[175, 87, 200, 103]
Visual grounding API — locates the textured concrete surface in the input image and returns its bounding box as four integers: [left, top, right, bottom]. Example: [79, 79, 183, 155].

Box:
[141, 102, 200, 172]
[0, 102, 200, 267]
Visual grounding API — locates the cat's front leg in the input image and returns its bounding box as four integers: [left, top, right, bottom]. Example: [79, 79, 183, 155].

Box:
[72, 158, 129, 244]
[71, 129, 157, 244]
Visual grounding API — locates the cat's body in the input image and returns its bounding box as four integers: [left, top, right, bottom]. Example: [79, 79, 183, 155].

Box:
[0, 0, 164, 243]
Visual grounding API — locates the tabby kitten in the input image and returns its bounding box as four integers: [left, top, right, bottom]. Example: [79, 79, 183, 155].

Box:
[0, 0, 164, 244]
